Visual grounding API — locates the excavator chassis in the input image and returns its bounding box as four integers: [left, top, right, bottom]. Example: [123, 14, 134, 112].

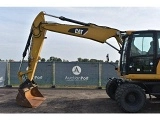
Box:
[16, 80, 46, 108]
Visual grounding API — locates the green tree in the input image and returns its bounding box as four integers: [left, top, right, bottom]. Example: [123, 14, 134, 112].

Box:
[47, 56, 62, 62]
[82, 58, 89, 62]
[77, 58, 82, 62]
[41, 58, 46, 62]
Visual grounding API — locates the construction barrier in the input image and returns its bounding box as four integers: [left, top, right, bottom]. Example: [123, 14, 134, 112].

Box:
[0, 62, 7, 87]
[3, 62, 119, 88]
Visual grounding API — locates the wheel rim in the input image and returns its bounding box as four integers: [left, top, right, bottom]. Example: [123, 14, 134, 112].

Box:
[125, 92, 139, 105]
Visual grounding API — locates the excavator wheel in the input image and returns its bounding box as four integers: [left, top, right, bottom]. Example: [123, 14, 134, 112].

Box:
[16, 86, 46, 108]
[115, 83, 146, 113]
[106, 78, 118, 100]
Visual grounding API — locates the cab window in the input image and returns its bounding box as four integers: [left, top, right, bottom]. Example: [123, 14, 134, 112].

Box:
[130, 33, 153, 56]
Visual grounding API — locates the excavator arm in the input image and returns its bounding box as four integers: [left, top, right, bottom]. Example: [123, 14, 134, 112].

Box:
[16, 11, 125, 108]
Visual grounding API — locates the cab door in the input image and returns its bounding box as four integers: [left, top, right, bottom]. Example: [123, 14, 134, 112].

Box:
[127, 31, 157, 74]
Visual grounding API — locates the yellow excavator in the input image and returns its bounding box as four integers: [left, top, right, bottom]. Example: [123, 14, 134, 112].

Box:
[16, 11, 160, 112]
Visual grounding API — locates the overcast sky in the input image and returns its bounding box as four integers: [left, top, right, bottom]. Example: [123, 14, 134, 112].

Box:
[1, 7, 160, 62]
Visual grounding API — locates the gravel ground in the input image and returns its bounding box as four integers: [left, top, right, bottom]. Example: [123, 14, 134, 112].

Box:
[0, 88, 160, 113]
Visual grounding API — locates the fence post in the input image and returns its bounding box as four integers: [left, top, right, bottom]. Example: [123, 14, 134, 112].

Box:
[52, 62, 56, 88]
[98, 62, 102, 89]
[6, 62, 12, 87]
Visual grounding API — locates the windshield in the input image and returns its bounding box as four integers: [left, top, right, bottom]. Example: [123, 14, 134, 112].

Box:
[128, 32, 155, 74]
[130, 33, 154, 56]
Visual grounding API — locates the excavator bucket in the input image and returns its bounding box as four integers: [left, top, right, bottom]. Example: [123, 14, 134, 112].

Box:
[16, 86, 46, 108]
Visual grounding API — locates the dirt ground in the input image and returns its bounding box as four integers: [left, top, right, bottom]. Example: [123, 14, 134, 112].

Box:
[0, 87, 160, 113]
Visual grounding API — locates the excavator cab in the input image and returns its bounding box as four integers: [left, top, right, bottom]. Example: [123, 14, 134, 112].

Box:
[120, 30, 160, 76]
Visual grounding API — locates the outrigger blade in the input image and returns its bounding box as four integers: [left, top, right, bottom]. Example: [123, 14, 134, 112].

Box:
[16, 85, 46, 108]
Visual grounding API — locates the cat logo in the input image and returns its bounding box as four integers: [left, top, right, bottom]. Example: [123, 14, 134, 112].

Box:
[68, 28, 88, 35]
[75, 29, 84, 34]
[72, 66, 81, 75]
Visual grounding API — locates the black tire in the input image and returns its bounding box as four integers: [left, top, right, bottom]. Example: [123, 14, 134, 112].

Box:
[106, 78, 118, 100]
[115, 83, 146, 113]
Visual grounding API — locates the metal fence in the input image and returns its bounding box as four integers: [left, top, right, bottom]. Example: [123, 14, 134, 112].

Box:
[1, 62, 119, 88]
[0, 62, 7, 87]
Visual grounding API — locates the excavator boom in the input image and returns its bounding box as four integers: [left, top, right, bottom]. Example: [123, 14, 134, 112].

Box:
[16, 11, 126, 108]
